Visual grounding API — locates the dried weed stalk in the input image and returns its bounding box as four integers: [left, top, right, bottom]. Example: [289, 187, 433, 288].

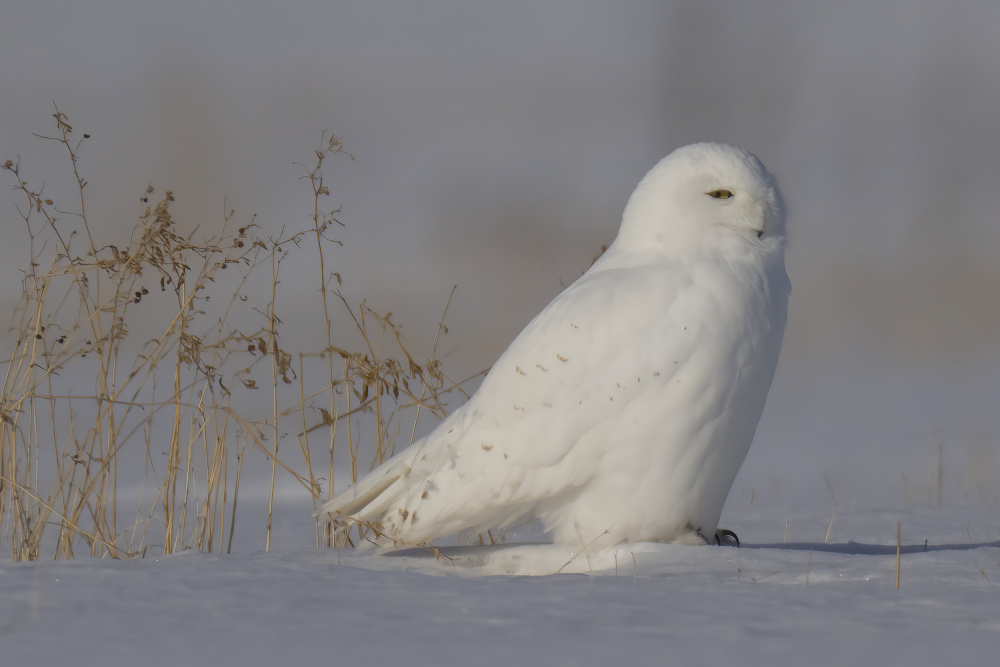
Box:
[0, 106, 477, 560]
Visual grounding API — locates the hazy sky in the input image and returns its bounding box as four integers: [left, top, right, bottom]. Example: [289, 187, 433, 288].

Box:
[4, 1, 999, 364]
[3, 0, 999, 504]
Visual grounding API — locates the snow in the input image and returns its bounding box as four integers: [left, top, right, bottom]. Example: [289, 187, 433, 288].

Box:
[3, 503, 998, 666]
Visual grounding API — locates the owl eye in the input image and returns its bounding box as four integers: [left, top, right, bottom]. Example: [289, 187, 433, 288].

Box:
[706, 190, 734, 199]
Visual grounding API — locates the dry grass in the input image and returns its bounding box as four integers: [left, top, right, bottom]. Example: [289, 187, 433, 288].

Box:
[0, 105, 479, 561]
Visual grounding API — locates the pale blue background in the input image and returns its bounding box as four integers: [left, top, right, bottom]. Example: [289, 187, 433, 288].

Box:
[2, 0, 998, 511]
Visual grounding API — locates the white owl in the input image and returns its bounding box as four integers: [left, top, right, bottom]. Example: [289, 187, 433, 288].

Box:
[322, 142, 789, 551]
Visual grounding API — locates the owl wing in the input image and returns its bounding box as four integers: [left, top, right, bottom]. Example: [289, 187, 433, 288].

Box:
[322, 256, 706, 543]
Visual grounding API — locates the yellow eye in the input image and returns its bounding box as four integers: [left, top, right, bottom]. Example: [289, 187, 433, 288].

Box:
[707, 190, 734, 199]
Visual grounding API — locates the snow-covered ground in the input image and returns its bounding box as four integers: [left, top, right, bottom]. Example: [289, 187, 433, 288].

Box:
[3, 358, 999, 665]
[3, 502, 997, 666]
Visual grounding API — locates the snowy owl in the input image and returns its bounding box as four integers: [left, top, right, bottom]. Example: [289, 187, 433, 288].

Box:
[322, 142, 789, 550]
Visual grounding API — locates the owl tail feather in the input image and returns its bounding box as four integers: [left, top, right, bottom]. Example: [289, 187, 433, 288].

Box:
[319, 460, 408, 547]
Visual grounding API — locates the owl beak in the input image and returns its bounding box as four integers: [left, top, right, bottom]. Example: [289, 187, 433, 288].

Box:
[754, 204, 771, 238]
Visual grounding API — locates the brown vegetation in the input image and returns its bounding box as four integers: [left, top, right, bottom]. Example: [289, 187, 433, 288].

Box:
[0, 105, 479, 561]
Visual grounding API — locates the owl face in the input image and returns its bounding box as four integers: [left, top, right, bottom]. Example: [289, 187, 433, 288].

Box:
[618, 143, 784, 259]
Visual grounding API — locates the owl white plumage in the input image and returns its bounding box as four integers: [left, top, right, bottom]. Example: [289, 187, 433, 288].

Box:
[321, 142, 789, 550]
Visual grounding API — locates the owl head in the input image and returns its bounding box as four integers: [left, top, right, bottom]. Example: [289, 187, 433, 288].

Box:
[616, 142, 785, 260]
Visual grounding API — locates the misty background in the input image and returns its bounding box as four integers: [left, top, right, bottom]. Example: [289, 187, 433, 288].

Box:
[2, 0, 998, 516]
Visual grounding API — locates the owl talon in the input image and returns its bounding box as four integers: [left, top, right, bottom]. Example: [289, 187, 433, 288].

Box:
[714, 529, 740, 547]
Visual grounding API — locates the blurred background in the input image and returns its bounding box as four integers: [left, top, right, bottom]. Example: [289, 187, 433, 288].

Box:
[2, 0, 998, 518]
